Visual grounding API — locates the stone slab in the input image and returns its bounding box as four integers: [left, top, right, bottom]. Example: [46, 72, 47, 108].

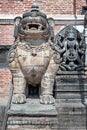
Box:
[6, 101, 87, 130]
[54, 74, 87, 102]
[56, 102, 86, 130]
[7, 99, 57, 116]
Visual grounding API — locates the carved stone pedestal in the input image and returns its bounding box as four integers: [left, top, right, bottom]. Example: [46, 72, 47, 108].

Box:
[6, 99, 58, 130]
[54, 71, 87, 130]
[54, 71, 87, 103]
[56, 102, 86, 130]
[4, 99, 87, 130]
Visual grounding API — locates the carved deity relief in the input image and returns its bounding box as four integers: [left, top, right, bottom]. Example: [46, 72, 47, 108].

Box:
[54, 26, 85, 71]
[8, 3, 60, 104]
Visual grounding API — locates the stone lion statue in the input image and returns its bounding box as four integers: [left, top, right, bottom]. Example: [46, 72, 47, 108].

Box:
[8, 3, 60, 104]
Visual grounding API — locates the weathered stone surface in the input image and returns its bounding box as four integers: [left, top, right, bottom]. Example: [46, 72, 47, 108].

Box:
[54, 73, 87, 104]
[54, 25, 85, 71]
[56, 102, 86, 130]
[6, 101, 87, 130]
[8, 3, 59, 105]
[2, 5, 87, 130]
[8, 99, 57, 116]
[6, 99, 58, 130]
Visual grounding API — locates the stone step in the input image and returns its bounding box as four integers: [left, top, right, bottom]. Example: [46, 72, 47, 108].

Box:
[56, 102, 86, 130]
[55, 84, 87, 91]
[4, 100, 87, 130]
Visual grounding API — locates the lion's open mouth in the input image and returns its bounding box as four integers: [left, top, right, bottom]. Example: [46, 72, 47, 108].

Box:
[23, 23, 45, 31]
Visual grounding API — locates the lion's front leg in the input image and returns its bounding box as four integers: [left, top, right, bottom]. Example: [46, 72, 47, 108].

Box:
[12, 76, 26, 104]
[40, 57, 59, 104]
[8, 46, 27, 104]
[11, 68, 26, 104]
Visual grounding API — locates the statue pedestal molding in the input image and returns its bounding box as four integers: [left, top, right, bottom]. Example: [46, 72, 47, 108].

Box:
[56, 102, 86, 130]
[55, 71, 87, 104]
[54, 71, 87, 130]
[5, 98, 87, 130]
[6, 99, 58, 130]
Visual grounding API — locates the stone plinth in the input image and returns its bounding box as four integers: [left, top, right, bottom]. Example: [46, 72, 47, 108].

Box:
[3, 98, 87, 130]
[6, 99, 58, 130]
[56, 102, 86, 130]
[6, 100, 87, 130]
[54, 71, 87, 103]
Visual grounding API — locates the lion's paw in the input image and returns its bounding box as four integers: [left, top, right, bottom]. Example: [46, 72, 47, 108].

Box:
[12, 94, 26, 104]
[40, 95, 55, 104]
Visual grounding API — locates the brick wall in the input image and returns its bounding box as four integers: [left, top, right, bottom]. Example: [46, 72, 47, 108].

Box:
[0, 25, 14, 45]
[0, 0, 86, 102]
[0, 0, 86, 15]
[0, 69, 12, 102]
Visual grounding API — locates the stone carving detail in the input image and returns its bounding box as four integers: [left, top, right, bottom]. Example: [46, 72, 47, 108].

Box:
[55, 26, 85, 71]
[8, 3, 60, 104]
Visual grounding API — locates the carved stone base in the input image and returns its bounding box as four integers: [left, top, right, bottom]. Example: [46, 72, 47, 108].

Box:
[7, 117, 58, 130]
[56, 102, 86, 130]
[54, 71, 87, 103]
[6, 99, 58, 130]
[4, 71, 87, 130]
[3, 98, 87, 130]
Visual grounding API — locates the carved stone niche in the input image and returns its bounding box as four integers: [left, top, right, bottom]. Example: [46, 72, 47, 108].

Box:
[54, 25, 86, 103]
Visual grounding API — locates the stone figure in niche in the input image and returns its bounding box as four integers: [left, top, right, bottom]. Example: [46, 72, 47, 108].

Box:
[54, 26, 85, 71]
[8, 3, 60, 104]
